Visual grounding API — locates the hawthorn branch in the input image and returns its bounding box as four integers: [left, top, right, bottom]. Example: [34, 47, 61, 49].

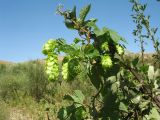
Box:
[57, 8, 92, 44]
[120, 56, 160, 109]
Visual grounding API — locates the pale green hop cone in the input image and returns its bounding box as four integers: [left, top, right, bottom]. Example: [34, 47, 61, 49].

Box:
[101, 55, 112, 68]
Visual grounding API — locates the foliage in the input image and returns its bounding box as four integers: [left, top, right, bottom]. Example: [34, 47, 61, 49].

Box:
[25, 61, 49, 101]
[0, 60, 96, 119]
[0, 64, 27, 101]
[42, 1, 160, 120]
[0, 61, 49, 102]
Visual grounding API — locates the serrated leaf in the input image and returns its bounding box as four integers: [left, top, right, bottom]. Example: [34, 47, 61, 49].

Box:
[119, 102, 128, 112]
[84, 18, 98, 29]
[107, 28, 126, 42]
[84, 44, 99, 58]
[147, 107, 160, 119]
[58, 43, 80, 56]
[131, 95, 141, 104]
[94, 27, 126, 43]
[139, 101, 150, 110]
[111, 81, 119, 93]
[63, 90, 85, 108]
[79, 4, 91, 23]
[72, 90, 85, 104]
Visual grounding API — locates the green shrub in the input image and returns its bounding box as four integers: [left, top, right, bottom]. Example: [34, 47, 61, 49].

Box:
[25, 61, 49, 101]
[0, 64, 27, 101]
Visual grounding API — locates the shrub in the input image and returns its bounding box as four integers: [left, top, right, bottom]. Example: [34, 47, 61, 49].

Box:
[42, 1, 160, 119]
[25, 61, 49, 101]
[0, 64, 27, 101]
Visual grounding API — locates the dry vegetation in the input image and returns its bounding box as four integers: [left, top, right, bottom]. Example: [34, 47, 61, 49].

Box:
[0, 53, 157, 120]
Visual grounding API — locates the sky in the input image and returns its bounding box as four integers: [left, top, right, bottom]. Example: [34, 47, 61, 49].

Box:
[0, 0, 160, 62]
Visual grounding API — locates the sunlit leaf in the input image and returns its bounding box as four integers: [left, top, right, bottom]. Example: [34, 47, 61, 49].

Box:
[148, 66, 154, 80]
[119, 102, 128, 112]
[79, 4, 91, 23]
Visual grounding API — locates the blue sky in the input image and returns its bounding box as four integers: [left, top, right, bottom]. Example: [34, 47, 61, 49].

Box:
[0, 0, 160, 62]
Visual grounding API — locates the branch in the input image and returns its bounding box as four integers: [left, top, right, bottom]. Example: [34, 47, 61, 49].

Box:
[120, 56, 160, 109]
[91, 85, 103, 119]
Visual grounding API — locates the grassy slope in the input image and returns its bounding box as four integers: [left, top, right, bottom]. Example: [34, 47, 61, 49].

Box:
[0, 53, 157, 120]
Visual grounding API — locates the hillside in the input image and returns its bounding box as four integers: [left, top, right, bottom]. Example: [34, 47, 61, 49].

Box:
[0, 60, 13, 64]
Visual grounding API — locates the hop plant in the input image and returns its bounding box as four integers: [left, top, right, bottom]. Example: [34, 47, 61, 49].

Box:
[116, 44, 124, 55]
[42, 39, 57, 55]
[45, 54, 59, 80]
[101, 55, 112, 68]
[101, 42, 109, 51]
[62, 62, 68, 80]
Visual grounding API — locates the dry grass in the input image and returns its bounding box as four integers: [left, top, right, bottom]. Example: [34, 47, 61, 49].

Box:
[0, 60, 13, 64]
[10, 108, 32, 120]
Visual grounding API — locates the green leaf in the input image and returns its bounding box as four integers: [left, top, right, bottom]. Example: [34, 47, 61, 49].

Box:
[63, 94, 74, 101]
[64, 20, 74, 29]
[132, 57, 139, 67]
[75, 107, 87, 120]
[63, 90, 85, 108]
[108, 76, 117, 83]
[119, 102, 128, 112]
[103, 91, 119, 119]
[79, 4, 91, 23]
[70, 6, 76, 20]
[84, 18, 98, 29]
[139, 64, 149, 73]
[144, 107, 160, 120]
[72, 90, 85, 104]
[88, 64, 102, 89]
[68, 58, 80, 81]
[139, 101, 150, 111]
[58, 107, 68, 120]
[58, 42, 80, 56]
[94, 27, 105, 37]
[73, 38, 81, 44]
[131, 95, 141, 104]
[148, 66, 154, 80]
[111, 81, 120, 94]
[109, 30, 125, 42]
[94, 27, 126, 43]
[105, 27, 126, 42]
[84, 44, 99, 58]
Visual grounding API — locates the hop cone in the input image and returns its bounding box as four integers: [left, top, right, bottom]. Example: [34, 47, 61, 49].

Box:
[101, 55, 112, 68]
